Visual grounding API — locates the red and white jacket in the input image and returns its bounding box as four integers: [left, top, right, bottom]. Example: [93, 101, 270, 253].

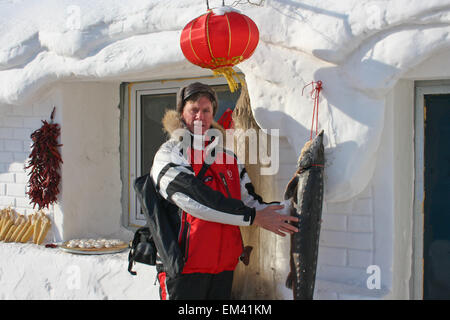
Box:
[150, 110, 271, 274]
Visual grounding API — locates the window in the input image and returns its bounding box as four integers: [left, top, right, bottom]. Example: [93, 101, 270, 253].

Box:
[121, 77, 242, 227]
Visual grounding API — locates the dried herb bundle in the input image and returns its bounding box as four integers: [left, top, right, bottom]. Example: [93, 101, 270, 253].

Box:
[25, 107, 63, 209]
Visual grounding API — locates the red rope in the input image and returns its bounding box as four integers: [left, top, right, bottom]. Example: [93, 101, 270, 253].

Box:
[302, 80, 323, 140]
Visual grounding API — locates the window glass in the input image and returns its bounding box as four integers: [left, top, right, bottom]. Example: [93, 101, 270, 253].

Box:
[140, 93, 176, 176]
[213, 85, 241, 121]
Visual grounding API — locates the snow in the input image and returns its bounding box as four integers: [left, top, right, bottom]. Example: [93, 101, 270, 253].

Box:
[1, 0, 450, 202]
[0, 242, 158, 299]
[211, 5, 240, 15]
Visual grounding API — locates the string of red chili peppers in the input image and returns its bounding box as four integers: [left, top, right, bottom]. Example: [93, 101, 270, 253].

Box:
[25, 107, 63, 210]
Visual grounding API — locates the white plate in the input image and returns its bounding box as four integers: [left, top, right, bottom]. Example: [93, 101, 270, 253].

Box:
[59, 245, 129, 255]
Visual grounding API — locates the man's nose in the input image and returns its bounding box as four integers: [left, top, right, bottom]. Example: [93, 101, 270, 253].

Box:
[195, 111, 204, 120]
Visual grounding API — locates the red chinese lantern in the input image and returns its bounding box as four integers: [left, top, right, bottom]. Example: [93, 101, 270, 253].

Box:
[180, 8, 259, 92]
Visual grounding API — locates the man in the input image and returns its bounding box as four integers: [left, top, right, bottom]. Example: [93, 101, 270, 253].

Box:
[150, 82, 298, 300]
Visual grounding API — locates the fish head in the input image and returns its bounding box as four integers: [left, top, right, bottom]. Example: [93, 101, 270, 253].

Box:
[297, 130, 324, 170]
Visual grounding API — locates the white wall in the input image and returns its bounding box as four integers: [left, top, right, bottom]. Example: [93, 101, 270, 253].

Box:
[57, 81, 128, 241]
[1, 81, 131, 242]
[271, 135, 385, 299]
[0, 87, 62, 218]
[272, 85, 414, 299]
[0, 81, 158, 300]
[389, 79, 415, 299]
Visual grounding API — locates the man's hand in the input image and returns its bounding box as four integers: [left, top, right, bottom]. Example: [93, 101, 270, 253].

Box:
[253, 205, 299, 237]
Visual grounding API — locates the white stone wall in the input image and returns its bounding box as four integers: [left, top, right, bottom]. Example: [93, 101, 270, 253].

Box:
[0, 81, 131, 240]
[0, 92, 58, 216]
[56, 81, 126, 241]
[316, 186, 378, 299]
[0, 83, 158, 300]
[274, 134, 389, 299]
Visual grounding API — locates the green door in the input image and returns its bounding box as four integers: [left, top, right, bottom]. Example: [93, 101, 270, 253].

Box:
[423, 94, 450, 299]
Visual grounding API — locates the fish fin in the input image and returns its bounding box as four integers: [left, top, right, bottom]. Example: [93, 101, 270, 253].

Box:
[284, 175, 299, 200]
[285, 272, 293, 289]
[239, 246, 253, 266]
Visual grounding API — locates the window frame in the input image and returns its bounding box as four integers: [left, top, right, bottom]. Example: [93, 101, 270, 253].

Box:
[123, 76, 236, 228]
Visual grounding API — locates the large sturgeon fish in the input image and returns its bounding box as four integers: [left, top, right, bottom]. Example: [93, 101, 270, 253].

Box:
[284, 129, 325, 300]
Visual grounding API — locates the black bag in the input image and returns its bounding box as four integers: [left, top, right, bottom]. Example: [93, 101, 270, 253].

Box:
[128, 164, 211, 277]
[127, 227, 157, 275]
[128, 173, 184, 277]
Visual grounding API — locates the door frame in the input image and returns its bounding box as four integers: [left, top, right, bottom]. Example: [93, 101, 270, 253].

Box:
[413, 80, 450, 299]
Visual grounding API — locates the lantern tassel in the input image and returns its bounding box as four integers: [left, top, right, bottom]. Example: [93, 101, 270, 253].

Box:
[212, 66, 242, 92]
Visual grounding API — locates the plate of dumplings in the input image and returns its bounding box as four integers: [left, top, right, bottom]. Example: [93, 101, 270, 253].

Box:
[60, 238, 129, 255]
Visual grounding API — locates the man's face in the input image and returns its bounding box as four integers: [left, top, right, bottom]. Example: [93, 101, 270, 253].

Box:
[181, 96, 214, 134]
